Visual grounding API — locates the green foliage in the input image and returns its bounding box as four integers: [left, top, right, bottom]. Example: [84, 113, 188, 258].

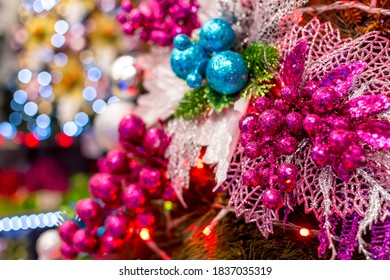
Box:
[240, 43, 280, 100]
[174, 43, 280, 120]
[205, 87, 236, 113]
[240, 83, 276, 99]
[241, 43, 279, 83]
[174, 85, 237, 120]
[174, 86, 210, 120]
[172, 213, 328, 260]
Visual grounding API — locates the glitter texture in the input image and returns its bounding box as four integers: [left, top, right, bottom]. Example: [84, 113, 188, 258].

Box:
[224, 18, 390, 259]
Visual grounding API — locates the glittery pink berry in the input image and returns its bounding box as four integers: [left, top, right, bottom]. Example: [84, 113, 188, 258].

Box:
[281, 86, 299, 103]
[244, 141, 262, 159]
[277, 164, 298, 192]
[278, 136, 298, 155]
[311, 87, 340, 113]
[311, 144, 329, 166]
[262, 189, 284, 210]
[239, 113, 260, 132]
[286, 112, 303, 135]
[303, 114, 322, 135]
[258, 109, 285, 136]
[342, 144, 366, 169]
[254, 96, 273, 113]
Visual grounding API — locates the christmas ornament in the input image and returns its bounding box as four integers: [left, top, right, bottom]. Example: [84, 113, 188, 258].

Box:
[117, 0, 200, 46]
[122, 183, 146, 213]
[171, 18, 248, 94]
[224, 18, 390, 260]
[105, 150, 130, 175]
[58, 220, 80, 244]
[119, 114, 146, 145]
[60, 113, 175, 260]
[105, 213, 132, 239]
[72, 229, 98, 254]
[199, 18, 235, 52]
[75, 198, 105, 229]
[88, 173, 121, 206]
[206, 51, 249, 95]
[143, 128, 171, 157]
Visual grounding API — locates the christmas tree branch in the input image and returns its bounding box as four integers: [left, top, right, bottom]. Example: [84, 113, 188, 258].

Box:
[298, 1, 390, 16]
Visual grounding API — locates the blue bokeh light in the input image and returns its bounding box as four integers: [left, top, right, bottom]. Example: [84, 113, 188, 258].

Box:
[39, 86, 53, 98]
[87, 67, 102, 82]
[24, 102, 39, 116]
[0, 122, 16, 139]
[92, 99, 107, 114]
[51, 34, 65, 48]
[18, 69, 32, 84]
[63, 121, 78, 136]
[107, 96, 120, 104]
[27, 119, 37, 131]
[55, 20, 69, 34]
[37, 71, 52, 86]
[13, 90, 28, 104]
[11, 100, 23, 111]
[82, 86, 97, 101]
[9, 112, 23, 126]
[36, 114, 51, 128]
[54, 52, 68, 67]
[34, 126, 51, 140]
[75, 112, 89, 127]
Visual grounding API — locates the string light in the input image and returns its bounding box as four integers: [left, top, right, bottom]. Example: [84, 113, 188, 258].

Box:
[197, 159, 204, 169]
[139, 228, 151, 241]
[164, 201, 173, 211]
[8, 0, 116, 146]
[202, 225, 212, 236]
[299, 228, 311, 237]
[0, 211, 64, 232]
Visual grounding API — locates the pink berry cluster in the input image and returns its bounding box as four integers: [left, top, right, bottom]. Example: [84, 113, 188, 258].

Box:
[239, 97, 300, 210]
[58, 114, 176, 259]
[117, 0, 200, 47]
[239, 40, 371, 210]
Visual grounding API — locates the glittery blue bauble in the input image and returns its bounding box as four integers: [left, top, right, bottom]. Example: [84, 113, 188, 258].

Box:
[170, 43, 209, 81]
[199, 18, 235, 53]
[173, 34, 192, 51]
[206, 51, 248, 95]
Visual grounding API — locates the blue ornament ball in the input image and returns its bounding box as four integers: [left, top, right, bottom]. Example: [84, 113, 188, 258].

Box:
[199, 18, 235, 53]
[173, 34, 192, 51]
[186, 72, 203, 88]
[206, 51, 248, 95]
[170, 42, 209, 82]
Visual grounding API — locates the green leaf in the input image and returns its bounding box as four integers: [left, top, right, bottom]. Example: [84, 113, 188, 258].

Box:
[241, 43, 279, 81]
[174, 86, 210, 120]
[240, 83, 276, 99]
[205, 86, 236, 113]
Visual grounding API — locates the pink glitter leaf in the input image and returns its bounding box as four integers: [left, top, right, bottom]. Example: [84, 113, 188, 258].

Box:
[356, 120, 390, 150]
[282, 39, 308, 86]
[319, 62, 367, 96]
[344, 95, 390, 119]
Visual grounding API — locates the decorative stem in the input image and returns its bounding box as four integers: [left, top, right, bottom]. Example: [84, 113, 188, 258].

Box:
[145, 239, 171, 260]
[297, 1, 390, 16]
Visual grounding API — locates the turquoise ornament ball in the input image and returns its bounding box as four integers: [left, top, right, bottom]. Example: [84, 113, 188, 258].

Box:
[206, 51, 249, 95]
[199, 18, 235, 53]
[170, 36, 209, 85]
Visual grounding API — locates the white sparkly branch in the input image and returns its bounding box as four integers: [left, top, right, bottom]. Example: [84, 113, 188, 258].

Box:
[377, 110, 390, 122]
[356, 169, 390, 259]
[318, 167, 337, 260]
[349, 79, 390, 100]
[165, 119, 202, 208]
[297, 1, 390, 16]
